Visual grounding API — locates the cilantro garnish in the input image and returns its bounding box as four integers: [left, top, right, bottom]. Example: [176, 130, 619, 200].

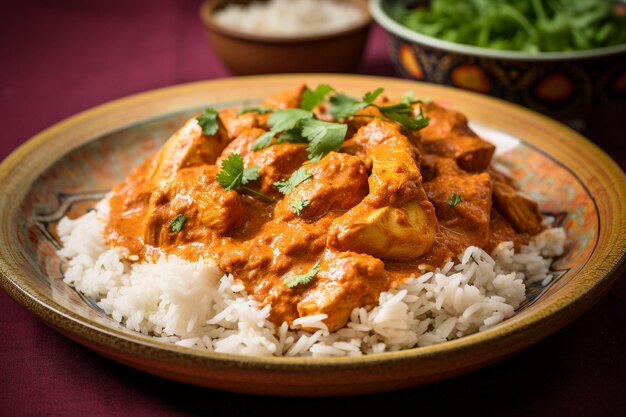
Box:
[291, 199, 310, 216]
[216, 153, 276, 202]
[329, 88, 430, 131]
[447, 193, 462, 207]
[169, 214, 187, 232]
[196, 108, 220, 136]
[300, 84, 334, 111]
[274, 167, 312, 195]
[251, 109, 314, 150]
[284, 261, 321, 288]
[300, 119, 347, 162]
[238, 106, 272, 115]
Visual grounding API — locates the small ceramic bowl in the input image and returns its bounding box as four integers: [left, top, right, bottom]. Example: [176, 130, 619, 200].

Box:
[370, 0, 626, 120]
[199, 0, 372, 75]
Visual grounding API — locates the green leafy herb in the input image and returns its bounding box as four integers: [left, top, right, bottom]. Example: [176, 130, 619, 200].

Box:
[252, 109, 315, 151]
[216, 153, 276, 202]
[387, 0, 626, 53]
[329, 93, 368, 119]
[284, 261, 321, 288]
[238, 106, 272, 115]
[269, 109, 314, 132]
[276, 128, 307, 144]
[300, 84, 334, 111]
[291, 199, 310, 216]
[362, 87, 385, 103]
[252, 131, 275, 151]
[300, 119, 348, 162]
[274, 167, 312, 195]
[329, 88, 430, 131]
[169, 214, 187, 232]
[447, 193, 463, 207]
[196, 108, 220, 136]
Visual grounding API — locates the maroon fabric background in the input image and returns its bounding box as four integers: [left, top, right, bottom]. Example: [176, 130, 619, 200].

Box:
[1, 1, 625, 416]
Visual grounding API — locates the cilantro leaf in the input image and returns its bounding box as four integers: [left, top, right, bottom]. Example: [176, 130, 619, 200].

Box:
[252, 109, 315, 151]
[169, 214, 187, 232]
[363, 87, 384, 103]
[329, 93, 367, 119]
[284, 261, 320, 288]
[300, 84, 334, 111]
[216, 153, 275, 202]
[329, 88, 430, 132]
[196, 108, 220, 136]
[385, 109, 430, 131]
[301, 119, 347, 162]
[291, 199, 310, 216]
[216, 153, 246, 190]
[276, 128, 306, 144]
[268, 109, 314, 132]
[252, 131, 275, 151]
[447, 193, 462, 207]
[242, 165, 260, 185]
[274, 167, 312, 195]
[238, 106, 272, 115]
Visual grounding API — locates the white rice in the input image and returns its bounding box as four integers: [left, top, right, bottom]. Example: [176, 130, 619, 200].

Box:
[212, 0, 367, 37]
[57, 198, 565, 357]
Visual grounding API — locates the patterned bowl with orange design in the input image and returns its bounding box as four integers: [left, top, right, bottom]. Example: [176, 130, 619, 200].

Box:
[371, 0, 626, 120]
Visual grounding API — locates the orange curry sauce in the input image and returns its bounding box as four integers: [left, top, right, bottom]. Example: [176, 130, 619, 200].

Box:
[105, 85, 544, 331]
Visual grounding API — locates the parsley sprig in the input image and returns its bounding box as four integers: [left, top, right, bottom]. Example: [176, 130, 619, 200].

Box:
[216, 153, 276, 202]
[300, 84, 334, 110]
[284, 261, 321, 288]
[329, 88, 430, 131]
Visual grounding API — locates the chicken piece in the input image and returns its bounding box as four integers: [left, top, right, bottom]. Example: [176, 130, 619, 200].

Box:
[261, 83, 307, 109]
[328, 120, 438, 260]
[143, 165, 246, 247]
[297, 251, 388, 332]
[245, 143, 310, 199]
[409, 102, 495, 172]
[217, 127, 267, 164]
[490, 170, 544, 235]
[423, 157, 493, 253]
[146, 116, 230, 185]
[218, 108, 268, 140]
[274, 152, 368, 221]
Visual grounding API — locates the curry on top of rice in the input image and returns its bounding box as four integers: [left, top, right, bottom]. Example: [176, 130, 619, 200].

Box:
[101, 84, 548, 333]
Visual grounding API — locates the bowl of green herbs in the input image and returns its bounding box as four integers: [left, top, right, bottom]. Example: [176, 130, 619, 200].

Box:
[371, 0, 626, 119]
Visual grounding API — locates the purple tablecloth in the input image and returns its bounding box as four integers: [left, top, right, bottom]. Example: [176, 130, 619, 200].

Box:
[1, 1, 625, 415]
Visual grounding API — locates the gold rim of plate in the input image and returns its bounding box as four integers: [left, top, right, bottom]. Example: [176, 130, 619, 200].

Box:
[0, 74, 625, 391]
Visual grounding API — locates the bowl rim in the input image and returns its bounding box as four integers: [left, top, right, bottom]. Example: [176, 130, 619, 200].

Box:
[199, 0, 373, 44]
[370, 0, 626, 61]
[0, 74, 625, 390]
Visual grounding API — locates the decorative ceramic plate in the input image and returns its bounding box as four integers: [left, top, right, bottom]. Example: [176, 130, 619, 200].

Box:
[0, 75, 624, 396]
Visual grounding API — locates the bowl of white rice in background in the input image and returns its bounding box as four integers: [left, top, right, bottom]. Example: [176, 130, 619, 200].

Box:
[0, 75, 625, 396]
[199, 0, 372, 74]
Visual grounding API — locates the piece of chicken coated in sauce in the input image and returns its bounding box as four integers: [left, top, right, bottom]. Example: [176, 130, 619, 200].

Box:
[422, 156, 493, 253]
[328, 120, 438, 261]
[297, 251, 388, 332]
[274, 152, 369, 221]
[143, 165, 246, 248]
[147, 116, 230, 185]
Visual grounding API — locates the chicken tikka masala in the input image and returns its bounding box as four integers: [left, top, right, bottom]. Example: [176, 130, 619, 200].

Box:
[105, 84, 544, 332]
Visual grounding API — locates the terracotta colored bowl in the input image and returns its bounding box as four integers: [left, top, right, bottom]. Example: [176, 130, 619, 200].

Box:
[370, 0, 626, 120]
[0, 75, 625, 396]
[199, 0, 372, 75]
